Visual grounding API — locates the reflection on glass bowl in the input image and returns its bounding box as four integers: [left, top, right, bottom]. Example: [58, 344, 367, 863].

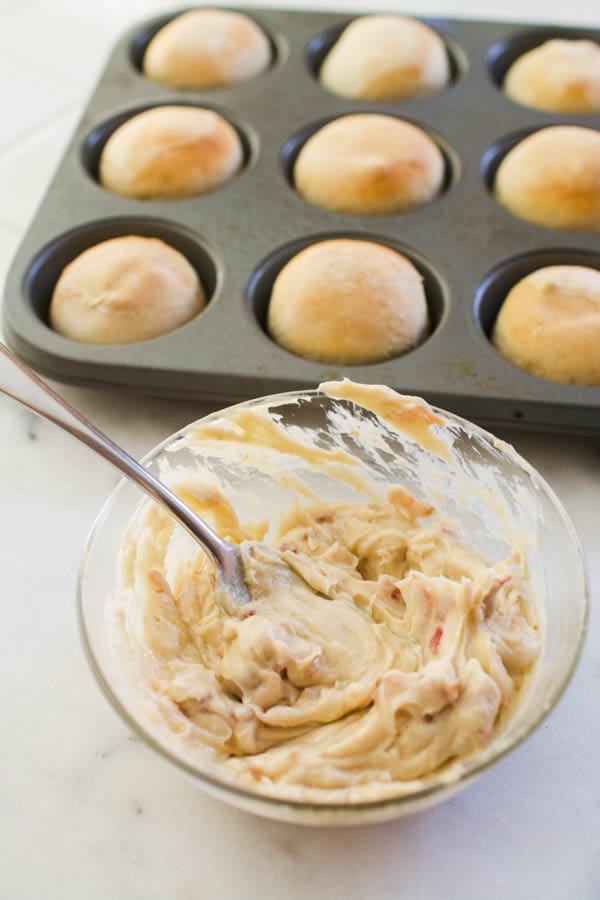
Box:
[78, 389, 587, 825]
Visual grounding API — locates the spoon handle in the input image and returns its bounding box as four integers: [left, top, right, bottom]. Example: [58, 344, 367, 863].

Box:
[0, 342, 229, 568]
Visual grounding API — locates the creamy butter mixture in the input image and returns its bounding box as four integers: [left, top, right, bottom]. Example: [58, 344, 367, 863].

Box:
[114, 383, 541, 803]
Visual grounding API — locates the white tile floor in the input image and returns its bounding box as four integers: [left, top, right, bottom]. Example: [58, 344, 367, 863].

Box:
[0, 219, 20, 289]
[0, 0, 37, 13]
[0, 56, 76, 148]
[0, 1, 132, 86]
[0, 107, 80, 229]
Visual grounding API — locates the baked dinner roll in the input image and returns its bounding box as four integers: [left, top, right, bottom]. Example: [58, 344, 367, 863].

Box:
[49, 236, 206, 344]
[491, 265, 600, 385]
[143, 9, 271, 89]
[267, 239, 429, 364]
[99, 106, 243, 200]
[494, 126, 600, 230]
[294, 114, 445, 216]
[504, 39, 600, 114]
[320, 16, 450, 101]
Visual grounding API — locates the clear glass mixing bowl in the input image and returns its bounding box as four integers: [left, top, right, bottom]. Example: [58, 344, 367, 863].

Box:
[78, 390, 587, 826]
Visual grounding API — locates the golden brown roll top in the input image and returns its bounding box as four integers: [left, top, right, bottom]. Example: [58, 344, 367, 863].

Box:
[99, 106, 244, 200]
[49, 236, 206, 344]
[294, 114, 445, 216]
[320, 15, 450, 101]
[143, 9, 271, 89]
[267, 239, 429, 365]
[494, 126, 600, 231]
[492, 265, 600, 385]
[504, 39, 600, 114]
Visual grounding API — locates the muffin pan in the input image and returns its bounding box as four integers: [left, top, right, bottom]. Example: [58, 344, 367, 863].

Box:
[3, 7, 600, 433]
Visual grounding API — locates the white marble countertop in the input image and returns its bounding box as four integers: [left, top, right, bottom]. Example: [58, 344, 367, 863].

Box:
[0, 1, 598, 897]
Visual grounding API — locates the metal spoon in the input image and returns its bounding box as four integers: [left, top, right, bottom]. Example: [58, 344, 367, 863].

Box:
[0, 342, 250, 607]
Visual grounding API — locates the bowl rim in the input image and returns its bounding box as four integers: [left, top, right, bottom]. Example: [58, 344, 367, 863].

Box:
[77, 387, 589, 814]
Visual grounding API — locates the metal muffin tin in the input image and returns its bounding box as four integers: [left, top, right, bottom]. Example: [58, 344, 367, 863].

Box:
[3, 7, 600, 433]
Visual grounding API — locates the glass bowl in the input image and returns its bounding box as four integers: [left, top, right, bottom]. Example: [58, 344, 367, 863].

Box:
[78, 389, 587, 826]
